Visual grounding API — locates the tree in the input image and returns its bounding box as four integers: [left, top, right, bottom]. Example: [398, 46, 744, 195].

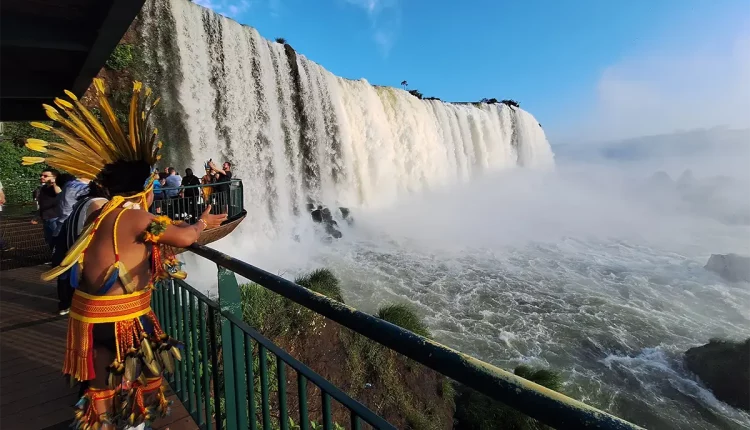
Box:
[408, 89, 423, 99]
[400, 80, 408, 90]
[275, 37, 287, 44]
[501, 99, 520, 108]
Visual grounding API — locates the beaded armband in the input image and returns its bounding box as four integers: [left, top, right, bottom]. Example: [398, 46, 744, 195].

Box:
[143, 216, 172, 243]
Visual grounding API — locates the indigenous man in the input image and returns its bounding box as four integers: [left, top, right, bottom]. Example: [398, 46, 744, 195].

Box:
[22, 79, 226, 429]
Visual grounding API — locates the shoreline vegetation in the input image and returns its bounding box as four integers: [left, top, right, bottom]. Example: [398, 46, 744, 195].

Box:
[239, 268, 566, 430]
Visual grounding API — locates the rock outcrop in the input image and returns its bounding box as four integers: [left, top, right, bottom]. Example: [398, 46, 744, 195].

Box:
[684, 339, 750, 411]
[705, 254, 750, 282]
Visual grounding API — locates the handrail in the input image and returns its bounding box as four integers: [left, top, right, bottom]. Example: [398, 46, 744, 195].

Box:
[157, 178, 242, 191]
[172, 279, 396, 429]
[188, 243, 642, 430]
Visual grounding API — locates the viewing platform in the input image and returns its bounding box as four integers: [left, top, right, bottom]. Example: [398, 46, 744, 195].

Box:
[0, 265, 198, 430]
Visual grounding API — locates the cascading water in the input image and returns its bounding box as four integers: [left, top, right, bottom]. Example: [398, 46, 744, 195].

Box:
[135, 2, 750, 429]
[138, 0, 554, 242]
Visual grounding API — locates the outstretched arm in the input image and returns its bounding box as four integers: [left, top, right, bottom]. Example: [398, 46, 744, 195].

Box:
[129, 205, 227, 248]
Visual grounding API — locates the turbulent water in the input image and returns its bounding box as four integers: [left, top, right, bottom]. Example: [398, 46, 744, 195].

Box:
[138, 0, 750, 429]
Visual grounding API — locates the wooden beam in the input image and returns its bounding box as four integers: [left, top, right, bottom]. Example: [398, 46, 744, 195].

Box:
[0, 82, 71, 99]
[0, 99, 54, 121]
[0, 16, 91, 52]
[70, 0, 147, 97]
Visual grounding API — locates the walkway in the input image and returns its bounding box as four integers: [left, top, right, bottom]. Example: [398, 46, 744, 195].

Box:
[0, 265, 198, 430]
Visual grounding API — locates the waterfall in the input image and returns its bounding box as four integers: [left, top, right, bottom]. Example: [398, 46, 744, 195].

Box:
[139, 0, 555, 240]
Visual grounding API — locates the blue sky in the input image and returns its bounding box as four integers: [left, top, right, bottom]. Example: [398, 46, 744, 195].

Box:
[195, 0, 750, 143]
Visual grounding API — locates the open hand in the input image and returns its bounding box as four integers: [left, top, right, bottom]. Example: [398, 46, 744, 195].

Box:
[199, 205, 227, 229]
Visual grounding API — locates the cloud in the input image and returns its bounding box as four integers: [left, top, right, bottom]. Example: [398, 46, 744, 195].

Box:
[561, 21, 750, 143]
[193, 0, 251, 18]
[344, 0, 401, 57]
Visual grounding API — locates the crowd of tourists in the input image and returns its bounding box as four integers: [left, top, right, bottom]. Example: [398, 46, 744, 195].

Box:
[7, 159, 231, 320]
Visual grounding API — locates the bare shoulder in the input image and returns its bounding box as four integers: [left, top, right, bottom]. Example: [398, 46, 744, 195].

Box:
[124, 208, 155, 233]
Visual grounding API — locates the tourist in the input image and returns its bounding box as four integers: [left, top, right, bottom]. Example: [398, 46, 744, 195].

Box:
[201, 167, 215, 204]
[22, 79, 227, 429]
[164, 167, 182, 199]
[208, 160, 232, 209]
[37, 168, 61, 250]
[53, 174, 90, 232]
[181, 168, 201, 222]
[50, 174, 91, 315]
[0, 180, 11, 252]
[51, 178, 105, 316]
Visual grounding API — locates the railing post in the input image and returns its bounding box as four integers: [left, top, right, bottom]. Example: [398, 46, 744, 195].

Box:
[218, 266, 242, 429]
[218, 267, 250, 429]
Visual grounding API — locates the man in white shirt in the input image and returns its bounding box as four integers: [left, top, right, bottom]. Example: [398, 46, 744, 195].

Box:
[0, 180, 12, 252]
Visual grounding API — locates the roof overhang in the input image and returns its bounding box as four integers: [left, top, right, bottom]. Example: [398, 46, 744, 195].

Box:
[0, 0, 146, 121]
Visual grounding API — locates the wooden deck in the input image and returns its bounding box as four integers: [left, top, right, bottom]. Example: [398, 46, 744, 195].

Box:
[0, 266, 199, 430]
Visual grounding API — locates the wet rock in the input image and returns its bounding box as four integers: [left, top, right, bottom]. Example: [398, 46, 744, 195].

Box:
[339, 207, 353, 225]
[705, 254, 750, 282]
[311, 206, 323, 223]
[684, 338, 750, 411]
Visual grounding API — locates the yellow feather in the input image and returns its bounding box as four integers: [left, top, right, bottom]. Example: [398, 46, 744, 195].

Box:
[93, 78, 106, 94]
[54, 98, 74, 110]
[50, 128, 111, 165]
[47, 144, 105, 170]
[25, 141, 49, 152]
[21, 156, 45, 165]
[42, 104, 59, 114]
[128, 88, 139, 155]
[30, 122, 53, 131]
[97, 94, 131, 158]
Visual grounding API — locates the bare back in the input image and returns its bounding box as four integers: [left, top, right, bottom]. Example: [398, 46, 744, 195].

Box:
[80, 208, 152, 296]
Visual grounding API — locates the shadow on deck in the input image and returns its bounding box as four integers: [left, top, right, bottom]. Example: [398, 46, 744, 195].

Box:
[0, 266, 198, 430]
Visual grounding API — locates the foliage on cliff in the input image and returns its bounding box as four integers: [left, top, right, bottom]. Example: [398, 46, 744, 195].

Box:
[0, 122, 53, 205]
[105, 44, 137, 71]
[239, 269, 454, 429]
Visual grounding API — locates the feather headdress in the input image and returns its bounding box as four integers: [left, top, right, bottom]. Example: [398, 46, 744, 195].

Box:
[22, 79, 165, 282]
[22, 78, 163, 180]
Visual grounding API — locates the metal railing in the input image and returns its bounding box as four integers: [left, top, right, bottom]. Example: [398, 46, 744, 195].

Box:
[149, 179, 244, 222]
[152, 271, 395, 430]
[152, 243, 642, 430]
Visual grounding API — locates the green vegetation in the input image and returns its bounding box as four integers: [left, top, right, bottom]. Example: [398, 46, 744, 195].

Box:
[239, 268, 341, 338]
[377, 303, 430, 338]
[453, 364, 563, 430]
[0, 122, 53, 205]
[408, 89, 424, 100]
[501, 99, 520, 108]
[240, 269, 453, 430]
[105, 43, 136, 71]
[275, 37, 287, 44]
[401, 80, 408, 89]
[295, 268, 343, 302]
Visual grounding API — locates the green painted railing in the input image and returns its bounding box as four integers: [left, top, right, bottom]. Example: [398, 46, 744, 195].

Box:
[151, 243, 643, 430]
[152, 267, 394, 430]
[149, 179, 244, 222]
